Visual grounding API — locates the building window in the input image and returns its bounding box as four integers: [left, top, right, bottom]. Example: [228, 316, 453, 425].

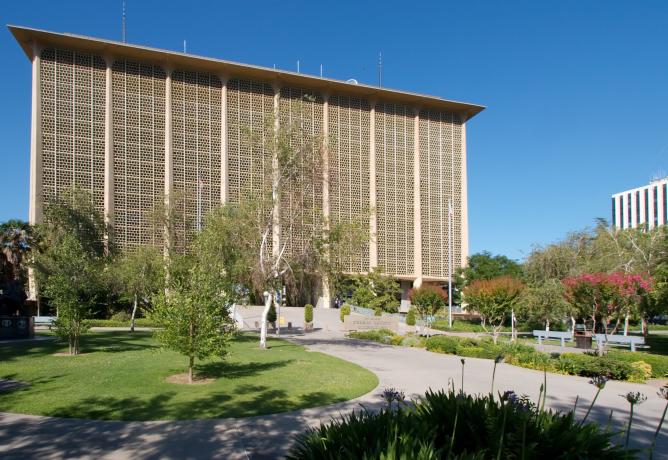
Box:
[628, 193, 632, 228]
[611, 197, 616, 227]
[645, 188, 649, 231]
[636, 191, 640, 226]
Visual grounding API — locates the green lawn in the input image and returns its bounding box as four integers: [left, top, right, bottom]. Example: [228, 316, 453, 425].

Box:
[0, 332, 378, 421]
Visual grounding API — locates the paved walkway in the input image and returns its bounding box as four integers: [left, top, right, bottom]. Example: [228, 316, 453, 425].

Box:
[1, 310, 668, 459]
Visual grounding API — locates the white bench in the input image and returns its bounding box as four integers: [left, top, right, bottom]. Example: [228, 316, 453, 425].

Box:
[594, 334, 645, 352]
[533, 330, 573, 347]
[34, 316, 56, 326]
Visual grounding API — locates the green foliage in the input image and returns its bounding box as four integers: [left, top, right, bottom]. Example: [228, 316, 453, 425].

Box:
[348, 329, 399, 345]
[110, 311, 131, 322]
[410, 285, 447, 323]
[423, 335, 653, 382]
[150, 255, 234, 381]
[34, 190, 112, 354]
[345, 268, 401, 313]
[340, 303, 351, 322]
[517, 279, 572, 329]
[288, 389, 630, 460]
[406, 308, 416, 326]
[464, 276, 524, 342]
[85, 318, 160, 328]
[304, 304, 313, 323]
[400, 334, 425, 348]
[267, 303, 277, 324]
[374, 307, 382, 316]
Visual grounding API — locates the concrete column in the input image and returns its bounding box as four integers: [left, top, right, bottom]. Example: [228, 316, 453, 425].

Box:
[413, 109, 422, 285]
[28, 43, 42, 301]
[369, 99, 378, 269]
[616, 195, 624, 229]
[631, 191, 638, 229]
[103, 56, 114, 243]
[400, 280, 412, 313]
[271, 83, 281, 261]
[318, 93, 331, 308]
[658, 185, 665, 227]
[219, 74, 228, 204]
[164, 67, 174, 255]
[460, 117, 469, 268]
[645, 192, 652, 230]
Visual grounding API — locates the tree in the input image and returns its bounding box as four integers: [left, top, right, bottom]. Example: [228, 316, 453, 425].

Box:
[517, 279, 572, 331]
[347, 268, 401, 313]
[463, 276, 524, 344]
[409, 285, 447, 332]
[112, 246, 164, 332]
[523, 231, 591, 285]
[150, 254, 234, 384]
[0, 219, 34, 315]
[34, 189, 110, 354]
[455, 251, 522, 303]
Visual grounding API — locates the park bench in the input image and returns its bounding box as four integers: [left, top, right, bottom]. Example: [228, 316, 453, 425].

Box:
[594, 334, 645, 352]
[34, 316, 56, 327]
[532, 330, 573, 347]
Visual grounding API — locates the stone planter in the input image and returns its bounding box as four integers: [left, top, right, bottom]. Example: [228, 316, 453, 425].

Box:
[304, 321, 314, 332]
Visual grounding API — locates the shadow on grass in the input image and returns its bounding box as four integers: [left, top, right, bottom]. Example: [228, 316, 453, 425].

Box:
[197, 359, 295, 379]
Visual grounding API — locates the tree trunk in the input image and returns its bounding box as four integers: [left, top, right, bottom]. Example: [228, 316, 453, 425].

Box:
[188, 319, 194, 383]
[130, 293, 138, 333]
[623, 313, 629, 336]
[188, 355, 194, 384]
[545, 319, 550, 332]
[642, 317, 648, 339]
[260, 291, 271, 349]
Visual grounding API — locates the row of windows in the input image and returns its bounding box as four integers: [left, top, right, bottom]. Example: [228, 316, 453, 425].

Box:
[612, 182, 668, 230]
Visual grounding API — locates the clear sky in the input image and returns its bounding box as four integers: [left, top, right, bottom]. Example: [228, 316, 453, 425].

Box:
[1, 1, 667, 261]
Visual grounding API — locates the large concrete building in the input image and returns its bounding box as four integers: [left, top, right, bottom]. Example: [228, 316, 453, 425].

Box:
[612, 177, 668, 230]
[11, 25, 484, 305]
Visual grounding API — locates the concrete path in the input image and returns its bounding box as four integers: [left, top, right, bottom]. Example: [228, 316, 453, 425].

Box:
[1, 309, 668, 459]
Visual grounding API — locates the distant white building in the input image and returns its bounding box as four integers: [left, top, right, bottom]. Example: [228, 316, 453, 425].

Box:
[612, 177, 668, 230]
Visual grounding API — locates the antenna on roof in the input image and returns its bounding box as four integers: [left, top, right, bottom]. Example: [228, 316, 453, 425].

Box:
[297, 60, 300, 73]
[183, 40, 187, 53]
[378, 52, 382, 87]
[320, 64, 323, 77]
[121, 0, 126, 42]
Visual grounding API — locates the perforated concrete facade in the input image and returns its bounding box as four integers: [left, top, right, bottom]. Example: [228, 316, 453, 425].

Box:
[13, 25, 482, 285]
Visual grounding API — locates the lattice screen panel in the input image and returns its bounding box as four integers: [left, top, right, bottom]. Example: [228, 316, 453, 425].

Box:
[278, 87, 324, 258]
[375, 102, 414, 276]
[40, 48, 105, 215]
[171, 70, 222, 251]
[227, 79, 275, 252]
[328, 96, 371, 273]
[112, 60, 166, 250]
[419, 109, 462, 278]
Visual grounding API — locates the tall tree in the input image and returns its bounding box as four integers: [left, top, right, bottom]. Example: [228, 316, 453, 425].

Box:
[517, 279, 572, 331]
[150, 253, 234, 384]
[112, 246, 164, 332]
[463, 276, 524, 344]
[34, 189, 110, 354]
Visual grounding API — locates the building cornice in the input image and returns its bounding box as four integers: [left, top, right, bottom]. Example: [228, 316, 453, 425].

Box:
[8, 24, 485, 121]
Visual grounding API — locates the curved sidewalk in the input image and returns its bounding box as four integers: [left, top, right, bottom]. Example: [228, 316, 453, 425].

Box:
[1, 326, 668, 459]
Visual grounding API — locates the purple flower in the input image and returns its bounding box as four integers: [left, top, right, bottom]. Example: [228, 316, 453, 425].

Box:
[589, 375, 609, 390]
[657, 386, 668, 401]
[620, 391, 647, 406]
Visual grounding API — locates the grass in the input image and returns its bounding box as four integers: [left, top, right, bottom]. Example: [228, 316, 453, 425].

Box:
[0, 331, 378, 421]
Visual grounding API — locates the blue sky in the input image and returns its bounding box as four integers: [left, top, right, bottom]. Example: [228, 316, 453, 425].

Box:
[1, 1, 667, 261]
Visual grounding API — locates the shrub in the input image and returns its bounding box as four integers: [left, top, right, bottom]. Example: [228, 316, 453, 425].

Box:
[110, 311, 131, 322]
[304, 304, 313, 323]
[556, 353, 636, 381]
[348, 329, 397, 345]
[266, 303, 277, 324]
[629, 361, 653, 382]
[400, 335, 425, 348]
[405, 309, 416, 326]
[340, 303, 351, 322]
[425, 335, 461, 354]
[288, 389, 629, 459]
[374, 307, 382, 317]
